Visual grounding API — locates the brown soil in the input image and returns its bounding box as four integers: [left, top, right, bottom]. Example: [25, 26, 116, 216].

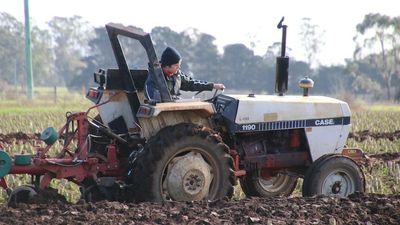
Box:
[367, 152, 400, 161]
[349, 130, 400, 141]
[0, 132, 40, 144]
[1, 132, 400, 224]
[0, 192, 398, 225]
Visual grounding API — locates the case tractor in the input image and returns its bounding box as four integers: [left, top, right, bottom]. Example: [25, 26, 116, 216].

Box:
[0, 18, 365, 203]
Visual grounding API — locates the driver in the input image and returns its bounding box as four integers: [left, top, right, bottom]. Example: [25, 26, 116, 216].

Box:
[145, 46, 225, 101]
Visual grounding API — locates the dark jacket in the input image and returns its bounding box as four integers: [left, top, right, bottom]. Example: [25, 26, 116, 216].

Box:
[145, 69, 214, 101]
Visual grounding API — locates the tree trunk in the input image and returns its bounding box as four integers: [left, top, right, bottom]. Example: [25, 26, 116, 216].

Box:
[385, 76, 392, 100]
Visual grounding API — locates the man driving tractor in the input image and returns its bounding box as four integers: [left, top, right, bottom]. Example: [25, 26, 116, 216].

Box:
[144, 46, 225, 101]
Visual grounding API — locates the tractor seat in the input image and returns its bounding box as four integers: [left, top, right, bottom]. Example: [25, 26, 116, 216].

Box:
[105, 69, 148, 91]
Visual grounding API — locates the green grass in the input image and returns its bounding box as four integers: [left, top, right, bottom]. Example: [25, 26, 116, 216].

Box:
[347, 138, 400, 154]
[352, 111, 400, 133]
[0, 86, 90, 114]
[0, 97, 90, 114]
[367, 103, 400, 112]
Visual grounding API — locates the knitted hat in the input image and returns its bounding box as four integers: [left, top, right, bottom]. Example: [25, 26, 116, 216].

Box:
[160, 47, 181, 66]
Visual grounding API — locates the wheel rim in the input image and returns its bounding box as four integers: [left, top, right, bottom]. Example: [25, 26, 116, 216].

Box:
[258, 174, 293, 193]
[162, 149, 215, 201]
[322, 170, 355, 197]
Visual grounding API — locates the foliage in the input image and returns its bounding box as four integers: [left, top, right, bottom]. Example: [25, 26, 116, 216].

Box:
[47, 16, 94, 87]
[353, 13, 400, 100]
[0, 12, 25, 86]
[0, 12, 399, 102]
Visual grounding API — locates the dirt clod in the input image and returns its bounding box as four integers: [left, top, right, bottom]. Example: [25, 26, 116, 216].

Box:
[1, 132, 400, 224]
[0, 192, 399, 224]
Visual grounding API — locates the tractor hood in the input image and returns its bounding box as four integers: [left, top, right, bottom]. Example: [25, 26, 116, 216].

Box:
[213, 94, 351, 133]
[231, 94, 350, 124]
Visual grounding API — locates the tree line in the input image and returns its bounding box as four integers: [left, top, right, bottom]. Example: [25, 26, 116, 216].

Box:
[0, 12, 399, 101]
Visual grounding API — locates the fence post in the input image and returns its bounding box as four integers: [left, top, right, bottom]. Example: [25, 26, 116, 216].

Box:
[53, 86, 57, 104]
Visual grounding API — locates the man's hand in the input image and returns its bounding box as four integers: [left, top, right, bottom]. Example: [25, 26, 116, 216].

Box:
[213, 83, 225, 90]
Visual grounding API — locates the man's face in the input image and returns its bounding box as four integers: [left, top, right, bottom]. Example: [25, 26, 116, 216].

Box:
[162, 62, 181, 77]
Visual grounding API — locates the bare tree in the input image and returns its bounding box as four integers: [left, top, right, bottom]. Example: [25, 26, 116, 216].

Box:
[299, 18, 325, 69]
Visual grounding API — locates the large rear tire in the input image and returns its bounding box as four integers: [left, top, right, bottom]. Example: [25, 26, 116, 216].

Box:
[302, 155, 365, 197]
[240, 171, 298, 197]
[128, 123, 235, 202]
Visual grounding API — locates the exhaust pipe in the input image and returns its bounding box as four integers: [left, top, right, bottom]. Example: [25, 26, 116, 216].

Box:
[275, 17, 289, 96]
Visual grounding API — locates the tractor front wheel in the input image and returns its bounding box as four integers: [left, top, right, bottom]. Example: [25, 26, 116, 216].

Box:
[128, 123, 235, 202]
[302, 155, 365, 197]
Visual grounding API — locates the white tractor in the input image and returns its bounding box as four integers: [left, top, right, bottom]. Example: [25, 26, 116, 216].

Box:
[86, 18, 365, 201]
[1, 18, 365, 204]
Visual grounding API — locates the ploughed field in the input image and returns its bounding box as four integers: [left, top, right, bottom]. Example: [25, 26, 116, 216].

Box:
[0, 130, 400, 224]
[0, 109, 400, 224]
[0, 191, 399, 225]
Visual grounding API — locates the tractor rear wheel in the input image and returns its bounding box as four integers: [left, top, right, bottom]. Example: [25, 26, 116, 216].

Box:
[128, 123, 235, 202]
[240, 171, 298, 197]
[302, 155, 365, 197]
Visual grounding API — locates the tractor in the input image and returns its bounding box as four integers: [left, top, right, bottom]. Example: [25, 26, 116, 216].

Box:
[0, 18, 365, 203]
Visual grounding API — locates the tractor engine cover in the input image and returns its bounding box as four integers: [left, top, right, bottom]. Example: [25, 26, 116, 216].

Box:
[214, 94, 351, 162]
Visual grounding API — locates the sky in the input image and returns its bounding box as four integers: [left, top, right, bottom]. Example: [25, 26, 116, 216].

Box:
[0, 0, 399, 66]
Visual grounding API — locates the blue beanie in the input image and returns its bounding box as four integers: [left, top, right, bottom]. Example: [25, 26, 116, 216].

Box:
[160, 47, 181, 66]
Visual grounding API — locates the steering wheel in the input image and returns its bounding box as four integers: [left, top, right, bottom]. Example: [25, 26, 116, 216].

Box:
[192, 90, 204, 99]
[208, 88, 224, 102]
[192, 89, 224, 102]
